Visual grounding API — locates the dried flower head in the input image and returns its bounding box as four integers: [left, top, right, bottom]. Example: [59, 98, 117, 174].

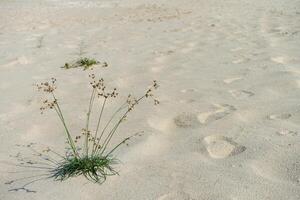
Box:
[88, 74, 119, 99]
[36, 78, 57, 93]
[36, 79, 59, 114]
[145, 80, 160, 105]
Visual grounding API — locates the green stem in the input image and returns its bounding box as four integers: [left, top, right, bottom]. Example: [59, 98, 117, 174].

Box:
[51, 93, 79, 158]
[98, 95, 146, 155]
[99, 110, 129, 155]
[85, 88, 96, 157]
[93, 102, 128, 154]
[91, 97, 107, 155]
[105, 132, 142, 157]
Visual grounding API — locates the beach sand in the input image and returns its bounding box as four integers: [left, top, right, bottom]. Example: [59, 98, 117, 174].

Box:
[0, 0, 300, 199]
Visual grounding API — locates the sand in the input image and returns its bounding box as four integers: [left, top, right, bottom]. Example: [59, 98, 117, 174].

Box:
[0, 0, 300, 199]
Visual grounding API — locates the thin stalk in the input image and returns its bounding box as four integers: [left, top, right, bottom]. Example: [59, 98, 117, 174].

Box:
[51, 93, 79, 158]
[98, 95, 146, 155]
[53, 105, 78, 158]
[93, 102, 128, 155]
[91, 97, 107, 155]
[98, 110, 129, 155]
[84, 88, 96, 157]
[105, 132, 141, 157]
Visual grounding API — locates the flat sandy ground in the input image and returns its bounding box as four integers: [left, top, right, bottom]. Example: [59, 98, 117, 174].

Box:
[0, 0, 300, 199]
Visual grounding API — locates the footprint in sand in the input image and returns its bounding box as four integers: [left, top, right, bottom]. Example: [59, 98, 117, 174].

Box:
[229, 90, 254, 99]
[197, 104, 236, 124]
[149, 105, 235, 131]
[267, 113, 292, 120]
[173, 112, 200, 128]
[203, 135, 246, 159]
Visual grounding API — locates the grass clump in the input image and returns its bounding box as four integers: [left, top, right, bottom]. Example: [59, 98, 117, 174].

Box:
[4, 66, 159, 192]
[62, 57, 107, 70]
[51, 156, 118, 183]
[33, 72, 159, 184]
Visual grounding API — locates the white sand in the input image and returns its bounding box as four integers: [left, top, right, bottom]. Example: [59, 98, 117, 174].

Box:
[0, 0, 300, 199]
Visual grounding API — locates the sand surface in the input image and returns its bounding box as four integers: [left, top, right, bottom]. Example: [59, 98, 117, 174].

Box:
[0, 0, 300, 199]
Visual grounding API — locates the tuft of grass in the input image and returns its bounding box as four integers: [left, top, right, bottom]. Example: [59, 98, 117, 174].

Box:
[5, 62, 159, 192]
[51, 156, 118, 183]
[30, 71, 159, 186]
[62, 57, 107, 70]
